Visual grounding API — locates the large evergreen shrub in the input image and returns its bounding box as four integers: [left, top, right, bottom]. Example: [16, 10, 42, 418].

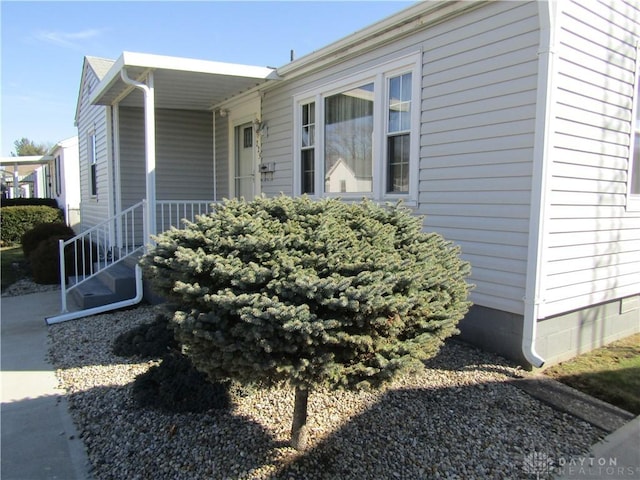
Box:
[141, 196, 472, 448]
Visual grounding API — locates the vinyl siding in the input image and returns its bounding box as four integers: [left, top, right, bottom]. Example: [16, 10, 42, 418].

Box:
[539, 0, 640, 318]
[119, 107, 216, 204]
[418, 0, 540, 316]
[76, 62, 111, 231]
[259, 1, 540, 316]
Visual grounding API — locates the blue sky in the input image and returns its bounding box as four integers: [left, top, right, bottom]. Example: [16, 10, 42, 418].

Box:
[1, 0, 414, 156]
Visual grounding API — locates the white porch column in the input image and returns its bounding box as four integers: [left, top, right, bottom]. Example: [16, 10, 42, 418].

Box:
[13, 163, 19, 198]
[120, 69, 157, 246]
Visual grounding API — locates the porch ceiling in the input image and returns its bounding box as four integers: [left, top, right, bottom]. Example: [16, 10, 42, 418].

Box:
[0, 156, 54, 179]
[91, 52, 278, 111]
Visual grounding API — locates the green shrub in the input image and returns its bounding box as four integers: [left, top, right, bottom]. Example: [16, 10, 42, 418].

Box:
[30, 236, 96, 285]
[142, 196, 472, 449]
[21, 222, 76, 258]
[0, 198, 59, 208]
[1, 206, 64, 246]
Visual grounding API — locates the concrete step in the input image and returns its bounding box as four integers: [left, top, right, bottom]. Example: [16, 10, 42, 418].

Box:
[69, 262, 137, 310]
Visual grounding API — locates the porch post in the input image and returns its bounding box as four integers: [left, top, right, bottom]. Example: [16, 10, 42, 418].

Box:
[144, 72, 157, 243]
[13, 163, 19, 198]
[120, 69, 157, 247]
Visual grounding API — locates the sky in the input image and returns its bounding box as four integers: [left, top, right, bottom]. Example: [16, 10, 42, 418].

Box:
[1, 0, 415, 157]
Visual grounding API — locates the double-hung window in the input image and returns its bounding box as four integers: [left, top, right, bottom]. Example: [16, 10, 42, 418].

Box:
[295, 53, 421, 201]
[88, 132, 97, 196]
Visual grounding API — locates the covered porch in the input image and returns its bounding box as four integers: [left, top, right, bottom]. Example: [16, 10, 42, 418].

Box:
[90, 51, 278, 242]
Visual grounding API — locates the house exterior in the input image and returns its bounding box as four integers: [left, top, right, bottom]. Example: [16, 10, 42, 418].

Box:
[75, 0, 640, 367]
[48, 136, 81, 229]
[0, 136, 80, 227]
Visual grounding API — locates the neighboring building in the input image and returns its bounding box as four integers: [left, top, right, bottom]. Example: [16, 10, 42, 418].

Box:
[49, 136, 81, 229]
[73, 0, 639, 367]
[0, 136, 80, 228]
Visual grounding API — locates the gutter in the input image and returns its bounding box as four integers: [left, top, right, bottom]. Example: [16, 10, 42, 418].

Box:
[522, 1, 560, 368]
[275, 1, 486, 80]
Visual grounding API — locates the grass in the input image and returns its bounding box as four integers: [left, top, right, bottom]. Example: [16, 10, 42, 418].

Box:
[543, 333, 640, 415]
[1, 245, 29, 291]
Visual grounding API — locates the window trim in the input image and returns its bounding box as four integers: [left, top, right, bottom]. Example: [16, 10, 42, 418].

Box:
[627, 42, 640, 211]
[293, 51, 421, 203]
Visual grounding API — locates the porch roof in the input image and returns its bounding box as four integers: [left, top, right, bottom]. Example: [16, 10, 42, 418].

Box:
[0, 155, 54, 179]
[90, 51, 279, 110]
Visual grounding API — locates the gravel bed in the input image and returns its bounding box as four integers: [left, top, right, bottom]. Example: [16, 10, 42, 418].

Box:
[2, 277, 60, 297]
[48, 304, 605, 480]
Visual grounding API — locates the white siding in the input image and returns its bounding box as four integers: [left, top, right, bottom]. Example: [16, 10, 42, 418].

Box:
[118, 107, 216, 207]
[418, 0, 540, 315]
[76, 61, 111, 231]
[261, 1, 540, 315]
[540, 0, 640, 318]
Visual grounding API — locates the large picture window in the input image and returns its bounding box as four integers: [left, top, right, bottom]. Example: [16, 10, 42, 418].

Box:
[325, 83, 374, 193]
[295, 53, 420, 201]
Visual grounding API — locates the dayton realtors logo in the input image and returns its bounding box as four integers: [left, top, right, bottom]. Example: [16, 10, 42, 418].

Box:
[523, 450, 640, 479]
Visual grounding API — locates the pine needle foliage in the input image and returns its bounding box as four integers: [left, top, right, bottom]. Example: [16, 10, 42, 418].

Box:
[141, 196, 472, 391]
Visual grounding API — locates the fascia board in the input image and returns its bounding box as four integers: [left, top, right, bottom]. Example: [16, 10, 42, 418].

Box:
[90, 51, 278, 106]
[276, 1, 487, 80]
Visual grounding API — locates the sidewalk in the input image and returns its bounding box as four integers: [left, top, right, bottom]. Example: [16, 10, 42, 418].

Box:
[1, 290, 91, 480]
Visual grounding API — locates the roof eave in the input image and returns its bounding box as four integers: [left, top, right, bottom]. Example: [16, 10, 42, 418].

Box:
[90, 51, 278, 107]
[276, 1, 487, 79]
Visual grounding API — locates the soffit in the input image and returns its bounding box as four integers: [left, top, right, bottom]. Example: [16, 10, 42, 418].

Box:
[92, 54, 277, 111]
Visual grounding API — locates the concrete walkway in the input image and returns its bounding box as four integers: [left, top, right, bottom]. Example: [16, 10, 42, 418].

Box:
[1, 290, 91, 480]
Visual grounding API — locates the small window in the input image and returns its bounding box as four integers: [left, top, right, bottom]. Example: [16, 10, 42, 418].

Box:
[88, 133, 97, 196]
[301, 102, 315, 194]
[243, 127, 253, 148]
[386, 72, 412, 193]
[54, 155, 62, 196]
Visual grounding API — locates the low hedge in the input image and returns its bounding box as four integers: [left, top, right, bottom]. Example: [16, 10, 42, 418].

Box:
[1, 206, 64, 246]
[0, 198, 59, 208]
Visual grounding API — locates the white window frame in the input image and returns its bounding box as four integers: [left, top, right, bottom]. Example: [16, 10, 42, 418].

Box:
[627, 42, 640, 211]
[293, 52, 421, 204]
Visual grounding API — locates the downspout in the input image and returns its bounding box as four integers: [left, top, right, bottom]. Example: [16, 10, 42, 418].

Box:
[212, 111, 217, 201]
[523, 1, 559, 368]
[120, 69, 157, 246]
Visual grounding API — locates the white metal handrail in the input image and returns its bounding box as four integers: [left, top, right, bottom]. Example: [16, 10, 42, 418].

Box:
[56, 199, 216, 314]
[58, 200, 146, 313]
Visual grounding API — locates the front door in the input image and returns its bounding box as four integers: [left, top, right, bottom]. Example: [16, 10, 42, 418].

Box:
[234, 123, 255, 200]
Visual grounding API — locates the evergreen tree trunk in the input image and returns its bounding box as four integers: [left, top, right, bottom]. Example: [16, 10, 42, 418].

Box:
[290, 385, 309, 450]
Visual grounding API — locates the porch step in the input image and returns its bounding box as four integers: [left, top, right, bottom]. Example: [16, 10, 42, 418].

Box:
[70, 262, 137, 310]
